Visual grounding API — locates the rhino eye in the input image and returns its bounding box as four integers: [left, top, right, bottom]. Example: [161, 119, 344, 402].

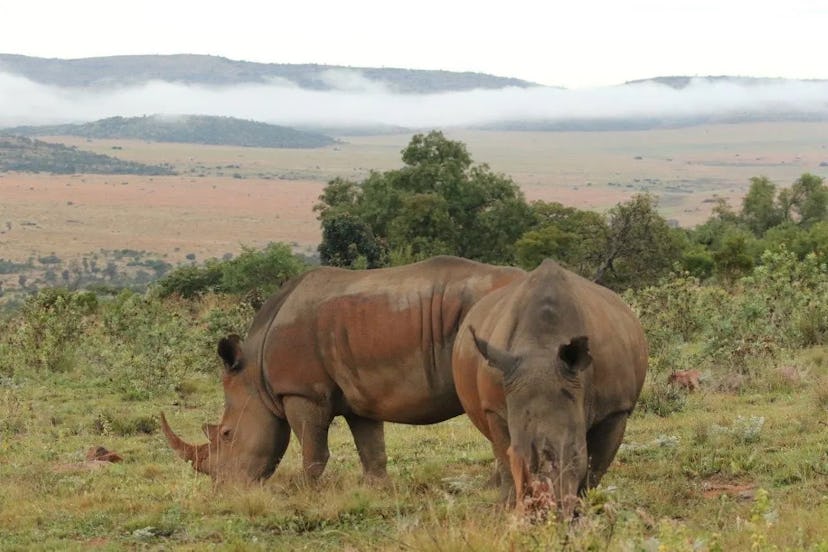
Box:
[221, 428, 233, 441]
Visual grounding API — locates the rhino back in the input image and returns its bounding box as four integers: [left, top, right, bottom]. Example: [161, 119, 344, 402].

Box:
[261, 256, 523, 424]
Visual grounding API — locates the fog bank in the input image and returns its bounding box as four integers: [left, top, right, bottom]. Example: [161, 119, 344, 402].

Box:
[2, 70, 827, 129]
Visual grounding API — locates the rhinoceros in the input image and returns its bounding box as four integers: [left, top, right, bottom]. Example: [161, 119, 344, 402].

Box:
[162, 256, 525, 482]
[452, 259, 647, 515]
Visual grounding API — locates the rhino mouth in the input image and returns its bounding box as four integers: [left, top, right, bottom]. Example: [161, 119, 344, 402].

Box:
[508, 445, 579, 520]
[160, 412, 211, 475]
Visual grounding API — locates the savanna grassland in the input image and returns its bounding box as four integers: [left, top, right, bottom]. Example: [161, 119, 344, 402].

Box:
[3, 122, 827, 296]
[1, 123, 827, 550]
[0, 284, 826, 550]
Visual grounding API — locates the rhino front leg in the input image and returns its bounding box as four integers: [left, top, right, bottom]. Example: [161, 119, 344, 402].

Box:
[345, 414, 388, 481]
[485, 410, 515, 505]
[584, 411, 629, 492]
[283, 395, 333, 480]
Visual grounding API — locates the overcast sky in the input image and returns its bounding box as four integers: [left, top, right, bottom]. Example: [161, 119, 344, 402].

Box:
[2, 0, 827, 88]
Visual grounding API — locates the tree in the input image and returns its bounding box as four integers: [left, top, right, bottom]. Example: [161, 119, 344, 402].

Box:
[741, 176, 781, 235]
[314, 131, 532, 266]
[712, 227, 757, 282]
[313, 177, 360, 221]
[515, 224, 578, 271]
[787, 173, 827, 227]
[515, 201, 607, 274]
[592, 194, 683, 289]
[319, 212, 388, 268]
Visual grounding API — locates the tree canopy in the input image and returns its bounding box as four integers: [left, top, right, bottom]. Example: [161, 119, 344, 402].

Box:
[315, 131, 532, 266]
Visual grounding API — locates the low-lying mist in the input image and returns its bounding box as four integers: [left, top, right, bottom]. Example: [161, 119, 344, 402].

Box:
[2, 69, 827, 130]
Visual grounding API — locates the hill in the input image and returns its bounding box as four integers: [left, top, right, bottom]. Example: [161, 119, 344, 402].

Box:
[625, 75, 828, 89]
[0, 53, 537, 93]
[4, 115, 337, 148]
[0, 136, 175, 174]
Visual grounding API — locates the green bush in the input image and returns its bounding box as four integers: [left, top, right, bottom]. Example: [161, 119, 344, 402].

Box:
[0, 288, 97, 375]
[0, 286, 256, 399]
[629, 246, 827, 383]
[154, 242, 307, 298]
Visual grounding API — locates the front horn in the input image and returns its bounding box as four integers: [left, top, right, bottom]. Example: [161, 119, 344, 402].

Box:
[160, 412, 210, 474]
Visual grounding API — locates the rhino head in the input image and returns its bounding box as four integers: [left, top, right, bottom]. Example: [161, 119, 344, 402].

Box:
[471, 327, 592, 516]
[161, 334, 289, 482]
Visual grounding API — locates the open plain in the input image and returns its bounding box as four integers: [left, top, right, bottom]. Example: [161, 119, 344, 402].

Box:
[3, 122, 827, 268]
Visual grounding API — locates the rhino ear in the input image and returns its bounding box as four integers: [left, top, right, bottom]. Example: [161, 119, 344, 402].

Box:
[217, 335, 245, 372]
[469, 326, 519, 381]
[558, 336, 591, 374]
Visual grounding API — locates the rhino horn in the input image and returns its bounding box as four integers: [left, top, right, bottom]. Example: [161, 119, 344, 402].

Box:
[469, 326, 520, 380]
[160, 412, 210, 474]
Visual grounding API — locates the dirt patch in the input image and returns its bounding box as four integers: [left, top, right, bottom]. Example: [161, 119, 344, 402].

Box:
[700, 478, 756, 500]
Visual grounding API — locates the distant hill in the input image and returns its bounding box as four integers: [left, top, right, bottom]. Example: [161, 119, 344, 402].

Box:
[483, 110, 828, 132]
[624, 75, 828, 89]
[3, 115, 337, 148]
[0, 54, 537, 93]
[0, 136, 175, 174]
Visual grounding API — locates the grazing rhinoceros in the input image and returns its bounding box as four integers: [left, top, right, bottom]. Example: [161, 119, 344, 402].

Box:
[161, 256, 525, 482]
[452, 259, 647, 515]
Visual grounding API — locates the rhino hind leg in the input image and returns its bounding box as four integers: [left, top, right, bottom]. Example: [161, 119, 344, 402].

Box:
[345, 414, 388, 481]
[584, 411, 629, 492]
[283, 395, 333, 480]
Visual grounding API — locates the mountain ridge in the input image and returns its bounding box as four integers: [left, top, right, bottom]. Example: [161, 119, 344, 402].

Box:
[0, 53, 537, 93]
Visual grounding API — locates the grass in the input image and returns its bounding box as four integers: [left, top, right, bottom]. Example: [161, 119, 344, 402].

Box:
[1, 346, 827, 550]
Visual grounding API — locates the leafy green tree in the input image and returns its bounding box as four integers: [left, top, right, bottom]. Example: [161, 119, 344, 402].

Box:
[741, 176, 781, 235]
[319, 212, 388, 268]
[515, 201, 607, 274]
[313, 177, 360, 221]
[516, 224, 577, 271]
[680, 244, 715, 279]
[315, 131, 532, 265]
[786, 173, 827, 227]
[592, 194, 683, 289]
[712, 227, 757, 282]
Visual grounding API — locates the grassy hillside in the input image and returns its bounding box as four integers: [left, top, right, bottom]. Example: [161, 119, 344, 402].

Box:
[4, 115, 337, 148]
[0, 136, 175, 175]
[0, 53, 537, 93]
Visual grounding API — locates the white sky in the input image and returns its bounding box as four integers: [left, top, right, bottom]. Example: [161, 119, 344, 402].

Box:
[1, 0, 827, 88]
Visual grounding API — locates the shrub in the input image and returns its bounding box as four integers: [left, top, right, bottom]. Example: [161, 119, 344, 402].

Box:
[1, 288, 97, 374]
[636, 382, 688, 417]
[154, 242, 307, 298]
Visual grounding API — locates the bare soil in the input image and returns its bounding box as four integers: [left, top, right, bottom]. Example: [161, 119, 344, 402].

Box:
[0, 173, 324, 263]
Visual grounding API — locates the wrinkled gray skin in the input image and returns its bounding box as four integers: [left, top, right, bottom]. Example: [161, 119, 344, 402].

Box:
[452, 260, 648, 515]
[161, 256, 525, 483]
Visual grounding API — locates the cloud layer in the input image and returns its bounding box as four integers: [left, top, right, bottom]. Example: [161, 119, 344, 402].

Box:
[1, 70, 827, 130]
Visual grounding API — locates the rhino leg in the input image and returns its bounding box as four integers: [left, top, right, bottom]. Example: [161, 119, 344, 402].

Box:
[485, 460, 502, 488]
[345, 414, 388, 481]
[284, 395, 333, 480]
[485, 411, 516, 505]
[584, 411, 629, 492]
